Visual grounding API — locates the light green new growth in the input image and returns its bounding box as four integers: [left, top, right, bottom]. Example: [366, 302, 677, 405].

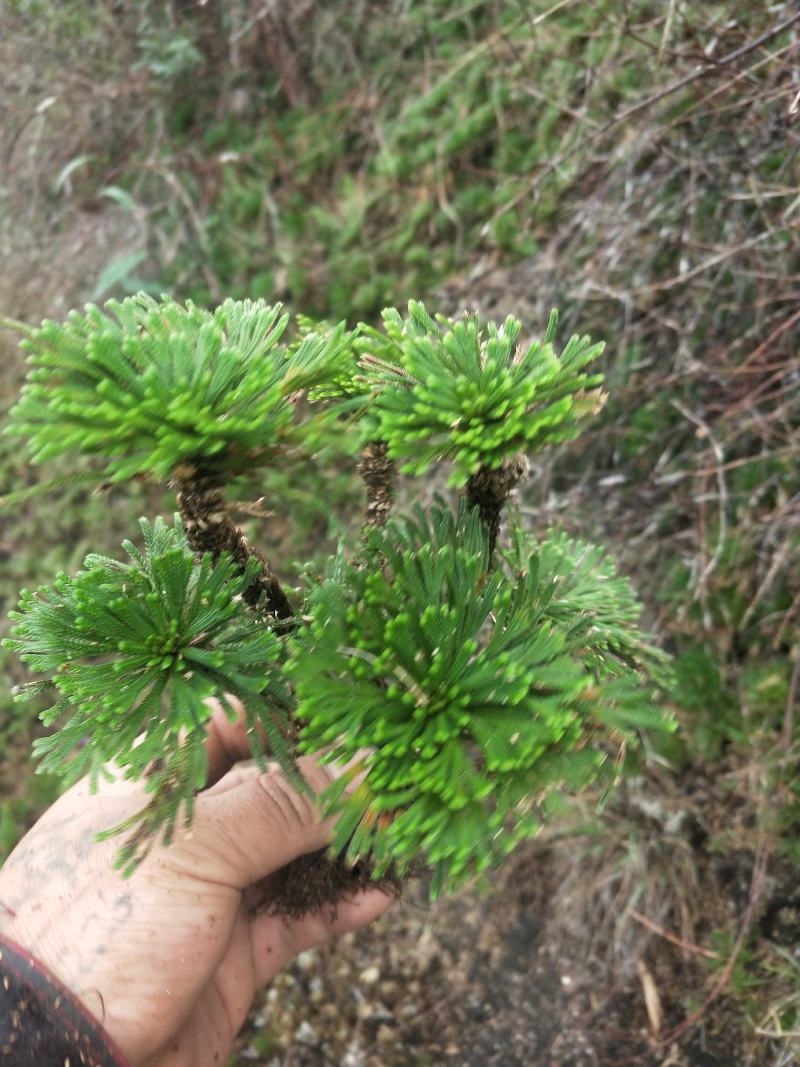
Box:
[288, 501, 672, 897]
[5, 294, 351, 482]
[503, 530, 672, 683]
[356, 301, 606, 484]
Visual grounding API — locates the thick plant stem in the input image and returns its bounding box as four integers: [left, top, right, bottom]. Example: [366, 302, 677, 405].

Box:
[175, 472, 390, 918]
[357, 439, 395, 531]
[174, 472, 294, 621]
[466, 455, 530, 557]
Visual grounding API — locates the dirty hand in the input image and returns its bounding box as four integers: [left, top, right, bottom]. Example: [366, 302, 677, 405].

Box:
[0, 700, 392, 1066]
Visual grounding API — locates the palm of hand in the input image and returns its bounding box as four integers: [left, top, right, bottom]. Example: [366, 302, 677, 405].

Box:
[0, 708, 391, 1067]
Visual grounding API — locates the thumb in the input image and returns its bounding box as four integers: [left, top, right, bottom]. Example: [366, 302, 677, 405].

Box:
[183, 756, 347, 888]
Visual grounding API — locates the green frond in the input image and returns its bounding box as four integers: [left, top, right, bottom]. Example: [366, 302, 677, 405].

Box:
[95, 741, 205, 875]
[0, 470, 106, 510]
[505, 528, 673, 684]
[587, 675, 675, 736]
[4, 514, 298, 869]
[288, 316, 365, 403]
[5, 295, 353, 482]
[289, 501, 620, 894]
[286, 499, 673, 894]
[356, 302, 606, 485]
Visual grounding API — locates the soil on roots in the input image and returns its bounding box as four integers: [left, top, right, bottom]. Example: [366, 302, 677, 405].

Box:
[250, 849, 402, 921]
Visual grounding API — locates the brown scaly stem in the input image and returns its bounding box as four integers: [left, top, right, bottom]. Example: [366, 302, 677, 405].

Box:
[357, 438, 395, 532]
[466, 454, 530, 558]
[173, 470, 294, 621]
[174, 468, 400, 917]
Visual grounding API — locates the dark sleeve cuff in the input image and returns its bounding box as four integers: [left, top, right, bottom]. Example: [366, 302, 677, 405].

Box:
[0, 933, 130, 1066]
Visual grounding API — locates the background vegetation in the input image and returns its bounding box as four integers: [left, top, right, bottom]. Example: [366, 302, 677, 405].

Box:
[2, 2, 799, 1064]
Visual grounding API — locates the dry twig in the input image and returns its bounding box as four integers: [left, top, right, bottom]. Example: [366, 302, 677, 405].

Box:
[658, 843, 770, 1047]
[629, 909, 721, 961]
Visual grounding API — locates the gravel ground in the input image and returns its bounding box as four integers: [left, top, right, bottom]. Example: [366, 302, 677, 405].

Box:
[231, 839, 741, 1067]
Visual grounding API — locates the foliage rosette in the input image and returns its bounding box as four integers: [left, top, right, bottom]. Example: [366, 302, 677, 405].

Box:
[356, 302, 607, 484]
[5, 295, 352, 482]
[288, 502, 670, 896]
[3, 515, 296, 868]
[505, 530, 673, 688]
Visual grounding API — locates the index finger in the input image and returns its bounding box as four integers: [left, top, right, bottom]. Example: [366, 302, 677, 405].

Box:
[203, 694, 255, 786]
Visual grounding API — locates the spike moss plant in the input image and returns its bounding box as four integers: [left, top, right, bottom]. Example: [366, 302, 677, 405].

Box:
[2, 294, 674, 909]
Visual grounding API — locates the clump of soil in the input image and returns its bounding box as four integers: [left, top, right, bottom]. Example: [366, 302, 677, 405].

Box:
[251, 849, 402, 921]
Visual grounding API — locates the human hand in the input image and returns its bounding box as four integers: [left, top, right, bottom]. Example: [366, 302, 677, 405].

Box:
[0, 699, 392, 1066]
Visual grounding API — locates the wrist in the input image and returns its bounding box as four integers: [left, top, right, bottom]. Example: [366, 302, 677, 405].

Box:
[0, 931, 130, 1066]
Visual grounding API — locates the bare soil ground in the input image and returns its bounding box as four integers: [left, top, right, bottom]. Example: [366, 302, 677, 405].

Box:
[233, 752, 798, 1067]
[235, 830, 750, 1067]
